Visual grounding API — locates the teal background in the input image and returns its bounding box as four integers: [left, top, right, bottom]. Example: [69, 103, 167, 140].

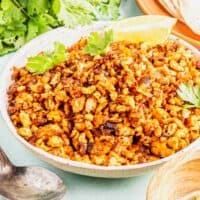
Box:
[0, 1, 153, 199]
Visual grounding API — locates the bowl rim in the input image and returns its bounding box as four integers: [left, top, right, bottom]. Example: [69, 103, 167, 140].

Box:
[0, 22, 200, 171]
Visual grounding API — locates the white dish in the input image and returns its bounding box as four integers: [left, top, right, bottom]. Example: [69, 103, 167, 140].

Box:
[0, 22, 200, 178]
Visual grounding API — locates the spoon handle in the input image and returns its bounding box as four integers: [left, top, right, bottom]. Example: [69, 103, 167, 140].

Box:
[0, 146, 11, 166]
[0, 146, 13, 180]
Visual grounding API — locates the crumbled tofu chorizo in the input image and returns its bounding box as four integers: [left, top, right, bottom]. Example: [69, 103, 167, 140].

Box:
[8, 38, 200, 166]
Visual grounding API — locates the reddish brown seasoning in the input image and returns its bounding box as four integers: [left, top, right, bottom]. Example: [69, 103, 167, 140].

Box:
[7, 38, 200, 166]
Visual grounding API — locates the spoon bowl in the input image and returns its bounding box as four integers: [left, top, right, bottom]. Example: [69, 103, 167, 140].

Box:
[0, 147, 67, 200]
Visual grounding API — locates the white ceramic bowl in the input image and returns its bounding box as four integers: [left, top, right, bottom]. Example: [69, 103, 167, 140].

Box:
[0, 22, 200, 178]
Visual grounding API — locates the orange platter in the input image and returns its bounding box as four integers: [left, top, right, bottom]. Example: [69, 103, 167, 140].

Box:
[136, 0, 200, 48]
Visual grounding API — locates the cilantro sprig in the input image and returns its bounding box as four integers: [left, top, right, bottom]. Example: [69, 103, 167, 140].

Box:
[26, 42, 67, 75]
[83, 29, 114, 56]
[177, 83, 200, 109]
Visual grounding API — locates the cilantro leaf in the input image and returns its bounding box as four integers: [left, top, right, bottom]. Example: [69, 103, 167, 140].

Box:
[26, 42, 67, 75]
[16, 0, 28, 8]
[52, 41, 66, 64]
[26, 14, 59, 41]
[26, 19, 39, 41]
[26, 55, 53, 74]
[177, 83, 200, 109]
[52, 0, 96, 28]
[83, 29, 114, 56]
[93, 0, 121, 20]
[27, 0, 50, 16]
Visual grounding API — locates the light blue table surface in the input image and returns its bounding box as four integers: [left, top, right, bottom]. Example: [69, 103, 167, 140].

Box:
[0, 1, 154, 199]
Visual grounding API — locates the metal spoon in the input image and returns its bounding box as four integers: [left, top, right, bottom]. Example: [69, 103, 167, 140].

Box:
[0, 146, 67, 200]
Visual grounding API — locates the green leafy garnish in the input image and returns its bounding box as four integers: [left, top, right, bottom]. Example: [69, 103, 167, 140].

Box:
[83, 29, 114, 56]
[26, 42, 67, 74]
[177, 83, 200, 109]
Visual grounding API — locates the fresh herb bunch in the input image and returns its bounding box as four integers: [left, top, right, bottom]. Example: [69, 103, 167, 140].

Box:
[0, 0, 121, 55]
[0, 0, 59, 55]
[177, 83, 200, 109]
